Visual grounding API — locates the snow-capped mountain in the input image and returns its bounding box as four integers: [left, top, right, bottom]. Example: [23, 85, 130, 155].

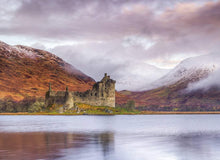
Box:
[150, 53, 220, 89]
[117, 53, 220, 110]
[0, 41, 36, 58]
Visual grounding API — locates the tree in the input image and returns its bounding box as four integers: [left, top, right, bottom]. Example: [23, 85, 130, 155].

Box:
[28, 101, 44, 113]
[2, 96, 16, 112]
[126, 100, 135, 111]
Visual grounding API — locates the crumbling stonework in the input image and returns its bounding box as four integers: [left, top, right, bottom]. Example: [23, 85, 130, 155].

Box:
[45, 73, 116, 110]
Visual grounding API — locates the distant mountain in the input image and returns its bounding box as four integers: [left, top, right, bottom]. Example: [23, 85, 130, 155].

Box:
[150, 53, 219, 89]
[0, 41, 95, 101]
[118, 53, 220, 111]
[112, 62, 170, 91]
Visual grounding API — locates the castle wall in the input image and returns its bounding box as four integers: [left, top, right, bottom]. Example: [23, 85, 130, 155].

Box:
[45, 73, 116, 110]
[45, 91, 66, 108]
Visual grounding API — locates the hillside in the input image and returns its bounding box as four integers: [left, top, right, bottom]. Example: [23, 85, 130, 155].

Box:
[0, 41, 95, 101]
[1, 40, 220, 112]
[118, 53, 220, 111]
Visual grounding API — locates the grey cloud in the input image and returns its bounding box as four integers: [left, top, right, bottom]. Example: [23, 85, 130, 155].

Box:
[2, 0, 218, 60]
[50, 41, 169, 90]
[187, 69, 220, 91]
[31, 42, 46, 50]
[142, 1, 220, 58]
[1, 0, 219, 41]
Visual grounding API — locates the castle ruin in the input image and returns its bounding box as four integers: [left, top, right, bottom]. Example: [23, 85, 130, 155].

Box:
[45, 73, 116, 110]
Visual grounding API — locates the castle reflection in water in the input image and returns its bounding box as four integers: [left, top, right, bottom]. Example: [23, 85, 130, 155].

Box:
[0, 132, 114, 160]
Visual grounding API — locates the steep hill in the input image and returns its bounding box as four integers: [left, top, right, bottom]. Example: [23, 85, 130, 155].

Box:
[0, 41, 95, 101]
[118, 53, 220, 111]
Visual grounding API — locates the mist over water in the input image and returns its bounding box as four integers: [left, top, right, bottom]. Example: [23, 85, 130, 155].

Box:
[1, 115, 220, 160]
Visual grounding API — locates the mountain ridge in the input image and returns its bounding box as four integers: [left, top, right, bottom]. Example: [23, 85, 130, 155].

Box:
[0, 41, 95, 101]
[118, 53, 220, 111]
[148, 53, 219, 90]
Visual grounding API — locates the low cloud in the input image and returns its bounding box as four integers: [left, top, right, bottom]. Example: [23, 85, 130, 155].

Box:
[51, 41, 169, 91]
[31, 43, 46, 50]
[187, 69, 220, 92]
[183, 53, 220, 92]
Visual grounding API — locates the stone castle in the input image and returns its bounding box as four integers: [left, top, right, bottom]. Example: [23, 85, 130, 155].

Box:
[45, 73, 116, 110]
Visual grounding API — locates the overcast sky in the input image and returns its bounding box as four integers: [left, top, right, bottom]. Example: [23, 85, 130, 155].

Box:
[0, 0, 220, 90]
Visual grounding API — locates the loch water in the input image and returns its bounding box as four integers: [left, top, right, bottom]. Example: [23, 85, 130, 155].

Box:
[0, 115, 220, 160]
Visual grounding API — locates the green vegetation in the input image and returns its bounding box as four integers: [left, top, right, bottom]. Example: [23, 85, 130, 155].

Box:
[0, 97, 140, 115]
[0, 96, 45, 113]
[28, 101, 45, 113]
[125, 100, 135, 111]
[45, 103, 141, 115]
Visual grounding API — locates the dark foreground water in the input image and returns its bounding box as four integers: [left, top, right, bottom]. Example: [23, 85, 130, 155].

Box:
[1, 115, 220, 160]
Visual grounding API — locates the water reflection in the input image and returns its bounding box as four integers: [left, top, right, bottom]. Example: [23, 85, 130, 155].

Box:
[1, 115, 220, 160]
[1, 131, 220, 160]
[113, 133, 220, 160]
[0, 132, 114, 160]
[173, 133, 220, 160]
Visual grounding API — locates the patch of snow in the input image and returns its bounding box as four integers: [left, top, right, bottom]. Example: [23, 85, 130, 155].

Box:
[12, 45, 36, 58]
[0, 41, 38, 58]
[149, 53, 220, 89]
[0, 40, 9, 47]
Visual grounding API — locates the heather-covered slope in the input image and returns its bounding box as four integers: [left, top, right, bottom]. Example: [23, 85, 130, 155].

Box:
[0, 41, 95, 101]
[122, 80, 220, 111]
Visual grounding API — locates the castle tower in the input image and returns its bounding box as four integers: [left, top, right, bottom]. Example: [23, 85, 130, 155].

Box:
[45, 83, 56, 107]
[66, 86, 69, 92]
[99, 73, 116, 107]
[49, 82, 52, 92]
[65, 86, 69, 97]
[64, 85, 74, 110]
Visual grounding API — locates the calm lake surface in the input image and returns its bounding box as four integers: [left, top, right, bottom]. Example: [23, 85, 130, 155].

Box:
[1, 115, 220, 160]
